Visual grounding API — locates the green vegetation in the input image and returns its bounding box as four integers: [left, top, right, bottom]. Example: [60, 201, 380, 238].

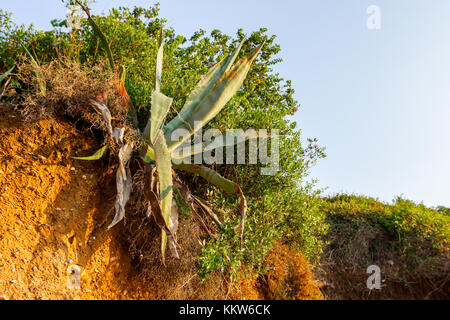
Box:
[320, 195, 449, 299]
[323, 195, 449, 260]
[0, 2, 326, 279]
[71, 0, 266, 262]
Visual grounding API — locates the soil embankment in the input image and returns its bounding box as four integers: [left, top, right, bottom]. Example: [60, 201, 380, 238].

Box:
[0, 104, 151, 299]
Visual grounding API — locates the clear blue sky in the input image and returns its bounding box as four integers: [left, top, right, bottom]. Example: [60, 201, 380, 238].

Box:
[2, 0, 449, 207]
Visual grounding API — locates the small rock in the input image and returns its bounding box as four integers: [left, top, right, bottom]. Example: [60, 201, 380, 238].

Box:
[387, 260, 394, 266]
[0, 295, 7, 300]
[94, 269, 99, 273]
[70, 167, 76, 171]
[82, 175, 87, 180]
[67, 265, 81, 290]
[10, 280, 16, 284]
[110, 257, 116, 262]
[78, 242, 82, 247]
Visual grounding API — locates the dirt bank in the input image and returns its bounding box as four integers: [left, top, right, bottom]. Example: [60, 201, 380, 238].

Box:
[0, 104, 153, 299]
[0, 104, 324, 300]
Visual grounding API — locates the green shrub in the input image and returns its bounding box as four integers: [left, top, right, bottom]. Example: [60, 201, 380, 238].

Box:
[1, 3, 327, 277]
[322, 194, 449, 272]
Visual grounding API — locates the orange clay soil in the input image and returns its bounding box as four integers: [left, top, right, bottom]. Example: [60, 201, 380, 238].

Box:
[0, 105, 153, 300]
[0, 104, 323, 300]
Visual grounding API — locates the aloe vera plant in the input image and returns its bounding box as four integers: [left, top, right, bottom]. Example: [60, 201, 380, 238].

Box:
[74, 3, 263, 261]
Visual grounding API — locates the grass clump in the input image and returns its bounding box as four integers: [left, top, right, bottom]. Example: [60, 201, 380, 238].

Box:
[260, 242, 323, 300]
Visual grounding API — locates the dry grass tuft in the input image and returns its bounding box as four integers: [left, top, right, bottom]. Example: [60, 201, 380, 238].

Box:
[19, 59, 113, 121]
[260, 242, 323, 300]
[228, 267, 264, 300]
[17, 57, 142, 152]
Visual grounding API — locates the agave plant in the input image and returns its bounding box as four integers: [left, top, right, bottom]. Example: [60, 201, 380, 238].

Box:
[74, 2, 263, 261]
[141, 33, 263, 260]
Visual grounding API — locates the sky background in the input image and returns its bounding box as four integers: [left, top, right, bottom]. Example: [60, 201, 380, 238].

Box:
[2, 0, 449, 207]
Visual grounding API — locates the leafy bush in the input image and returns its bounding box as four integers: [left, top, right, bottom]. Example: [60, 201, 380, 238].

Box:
[323, 195, 449, 259]
[320, 194, 449, 299]
[1, 2, 327, 280]
[382, 198, 449, 253]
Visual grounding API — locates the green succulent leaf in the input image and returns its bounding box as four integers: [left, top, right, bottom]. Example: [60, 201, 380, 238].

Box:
[161, 185, 174, 200]
[164, 44, 264, 152]
[171, 130, 262, 160]
[163, 38, 245, 137]
[144, 91, 173, 146]
[143, 146, 155, 163]
[146, 189, 179, 262]
[153, 130, 174, 259]
[73, 145, 108, 160]
[0, 66, 15, 83]
[154, 29, 164, 92]
[142, 30, 172, 149]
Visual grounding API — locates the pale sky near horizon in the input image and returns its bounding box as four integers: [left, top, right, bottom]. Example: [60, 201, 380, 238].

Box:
[1, 0, 449, 207]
